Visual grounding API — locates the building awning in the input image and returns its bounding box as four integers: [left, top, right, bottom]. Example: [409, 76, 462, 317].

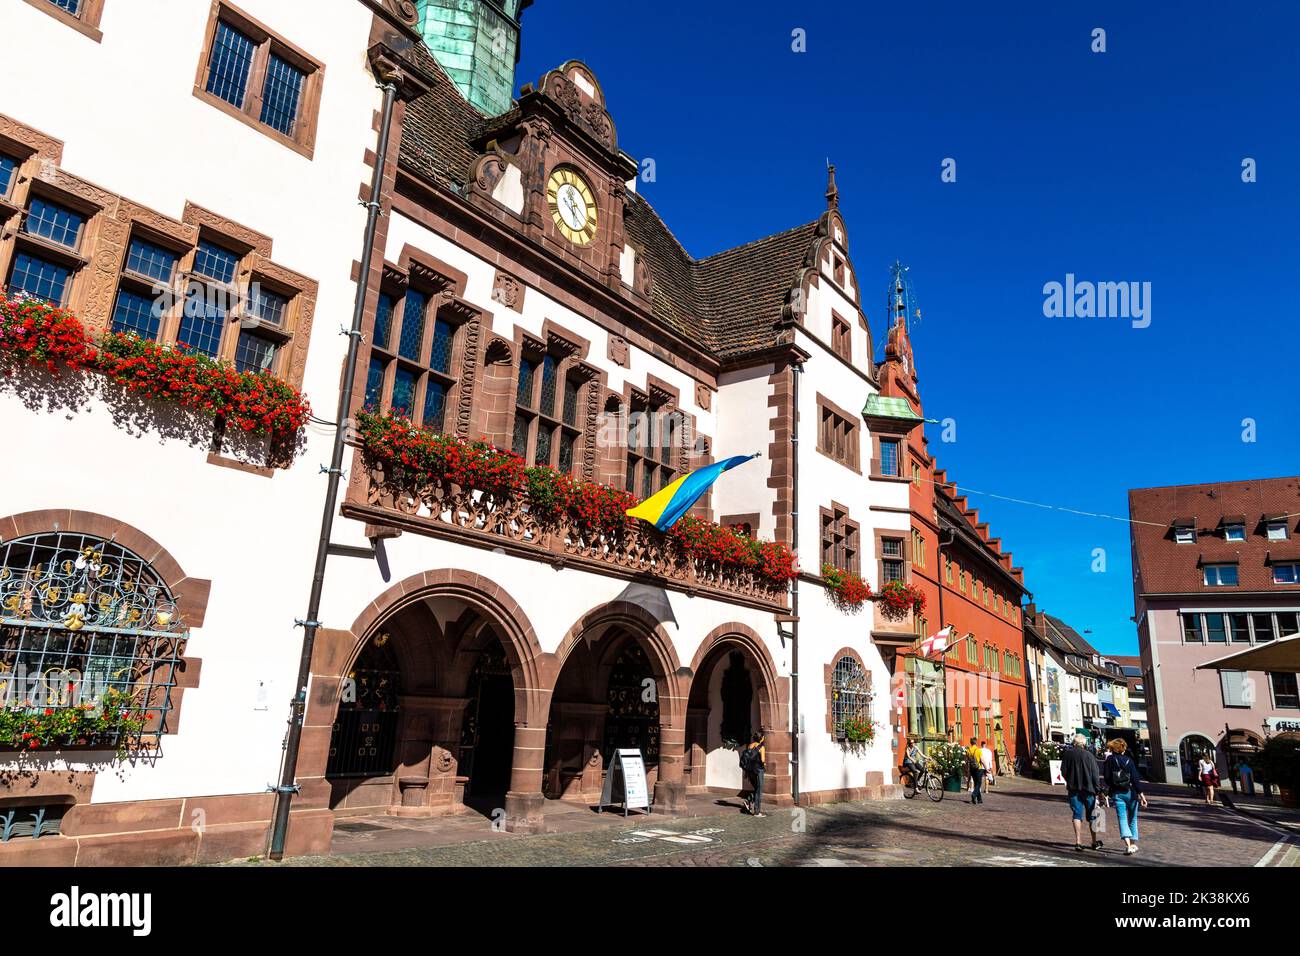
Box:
[1196, 633, 1300, 674]
[1102, 702, 1121, 718]
[862, 394, 924, 426]
[1222, 730, 1264, 753]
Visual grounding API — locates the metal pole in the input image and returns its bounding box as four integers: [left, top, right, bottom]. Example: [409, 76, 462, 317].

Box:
[789, 359, 802, 805]
[266, 75, 399, 861]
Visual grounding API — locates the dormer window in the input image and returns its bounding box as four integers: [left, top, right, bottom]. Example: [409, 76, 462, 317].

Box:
[1267, 520, 1289, 541]
[1223, 522, 1246, 541]
[1203, 563, 1239, 587]
[1174, 523, 1196, 544]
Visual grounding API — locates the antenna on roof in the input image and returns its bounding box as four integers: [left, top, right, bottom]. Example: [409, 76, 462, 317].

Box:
[887, 260, 920, 329]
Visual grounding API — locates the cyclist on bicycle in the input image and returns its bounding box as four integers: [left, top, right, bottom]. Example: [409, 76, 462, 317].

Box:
[902, 740, 925, 784]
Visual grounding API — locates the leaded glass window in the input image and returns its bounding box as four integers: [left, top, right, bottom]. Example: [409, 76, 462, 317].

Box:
[624, 397, 677, 496]
[0, 532, 187, 753]
[397, 289, 426, 361]
[193, 239, 239, 285]
[362, 280, 461, 431]
[178, 286, 226, 358]
[235, 329, 278, 374]
[392, 367, 417, 418]
[259, 53, 305, 136]
[514, 346, 586, 472]
[374, 292, 396, 350]
[112, 288, 162, 339]
[206, 20, 256, 109]
[247, 286, 288, 326]
[0, 154, 18, 199]
[364, 357, 385, 412]
[23, 197, 84, 249]
[831, 656, 872, 739]
[9, 252, 70, 305]
[48, 0, 81, 14]
[125, 238, 179, 284]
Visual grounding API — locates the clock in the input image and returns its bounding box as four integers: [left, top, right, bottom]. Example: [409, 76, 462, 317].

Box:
[547, 167, 598, 246]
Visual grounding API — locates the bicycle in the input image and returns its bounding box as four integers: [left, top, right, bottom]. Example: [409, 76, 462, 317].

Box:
[900, 759, 946, 802]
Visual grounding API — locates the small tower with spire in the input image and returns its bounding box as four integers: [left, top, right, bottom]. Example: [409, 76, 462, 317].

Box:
[825, 163, 839, 210]
[884, 260, 920, 382]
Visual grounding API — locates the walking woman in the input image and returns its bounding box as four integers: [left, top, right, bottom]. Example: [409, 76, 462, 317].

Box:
[1103, 739, 1148, 855]
[1198, 752, 1220, 805]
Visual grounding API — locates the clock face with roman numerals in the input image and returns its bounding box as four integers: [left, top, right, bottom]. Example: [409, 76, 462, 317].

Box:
[547, 167, 598, 246]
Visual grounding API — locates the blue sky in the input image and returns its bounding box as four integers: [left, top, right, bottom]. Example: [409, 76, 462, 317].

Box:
[515, 1, 1300, 656]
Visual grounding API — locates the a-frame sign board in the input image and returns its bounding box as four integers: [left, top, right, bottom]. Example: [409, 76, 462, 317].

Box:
[597, 748, 651, 817]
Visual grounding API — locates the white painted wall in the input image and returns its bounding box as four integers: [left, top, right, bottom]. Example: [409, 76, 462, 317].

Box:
[0, 0, 383, 801]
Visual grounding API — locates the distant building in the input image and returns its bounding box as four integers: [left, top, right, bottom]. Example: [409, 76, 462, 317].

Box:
[1129, 477, 1300, 784]
[1111, 655, 1148, 739]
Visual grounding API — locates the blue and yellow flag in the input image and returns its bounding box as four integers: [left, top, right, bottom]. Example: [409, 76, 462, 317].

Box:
[625, 454, 758, 531]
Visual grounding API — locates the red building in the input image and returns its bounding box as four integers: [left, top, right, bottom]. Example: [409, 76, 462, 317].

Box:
[875, 275, 1031, 770]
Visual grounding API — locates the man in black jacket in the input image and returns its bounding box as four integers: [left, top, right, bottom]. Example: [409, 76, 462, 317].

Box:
[1060, 734, 1103, 851]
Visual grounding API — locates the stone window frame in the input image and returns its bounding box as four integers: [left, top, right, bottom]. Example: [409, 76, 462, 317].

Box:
[824, 647, 872, 736]
[815, 392, 861, 473]
[830, 312, 851, 361]
[363, 252, 475, 432]
[5, 172, 105, 310]
[510, 320, 595, 475]
[192, 0, 326, 159]
[20, 0, 105, 42]
[876, 529, 909, 586]
[911, 528, 927, 570]
[108, 207, 312, 381]
[819, 502, 860, 576]
[621, 376, 687, 500]
[721, 513, 760, 538]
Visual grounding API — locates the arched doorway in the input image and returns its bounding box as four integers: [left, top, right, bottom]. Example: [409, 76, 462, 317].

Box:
[543, 615, 677, 805]
[322, 594, 523, 818]
[683, 629, 786, 802]
[459, 642, 515, 805]
[1179, 734, 1216, 784]
[685, 650, 758, 792]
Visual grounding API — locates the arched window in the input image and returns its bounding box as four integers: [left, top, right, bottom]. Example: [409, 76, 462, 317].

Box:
[0, 532, 186, 752]
[830, 655, 872, 739]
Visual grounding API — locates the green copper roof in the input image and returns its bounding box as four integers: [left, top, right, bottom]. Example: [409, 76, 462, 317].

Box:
[863, 394, 922, 421]
[417, 1, 528, 116]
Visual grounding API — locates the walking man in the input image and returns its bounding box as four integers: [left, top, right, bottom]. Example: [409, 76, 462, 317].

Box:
[980, 740, 995, 792]
[1061, 733, 1103, 851]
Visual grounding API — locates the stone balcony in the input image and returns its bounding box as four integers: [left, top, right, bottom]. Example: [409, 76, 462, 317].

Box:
[342, 459, 790, 612]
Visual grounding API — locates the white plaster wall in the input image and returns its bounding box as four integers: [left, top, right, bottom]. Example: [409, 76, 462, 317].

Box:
[713, 364, 775, 539]
[0, 0, 384, 801]
[785, 276, 907, 793]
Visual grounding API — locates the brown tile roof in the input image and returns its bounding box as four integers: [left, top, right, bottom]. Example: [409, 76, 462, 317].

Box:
[398, 66, 822, 360]
[1128, 476, 1300, 595]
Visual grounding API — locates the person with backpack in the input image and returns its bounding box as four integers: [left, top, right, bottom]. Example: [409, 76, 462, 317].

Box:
[967, 737, 987, 805]
[1061, 733, 1103, 851]
[739, 731, 766, 817]
[1103, 738, 1147, 855]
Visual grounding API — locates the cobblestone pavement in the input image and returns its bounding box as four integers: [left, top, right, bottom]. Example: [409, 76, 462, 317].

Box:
[235, 776, 1298, 868]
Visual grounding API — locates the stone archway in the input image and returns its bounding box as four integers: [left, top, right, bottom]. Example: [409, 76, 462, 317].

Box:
[544, 601, 685, 811]
[684, 623, 790, 807]
[296, 569, 546, 832]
